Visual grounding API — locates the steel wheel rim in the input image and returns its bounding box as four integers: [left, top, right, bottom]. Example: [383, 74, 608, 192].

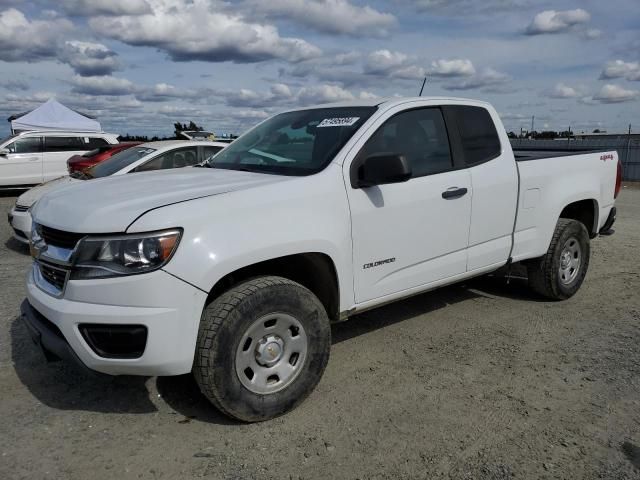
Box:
[235, 312, 308, 395]
[558, 236, 581, 285]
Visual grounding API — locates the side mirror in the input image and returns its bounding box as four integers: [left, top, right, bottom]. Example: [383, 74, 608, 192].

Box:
[352, 153, 412, 188]
[0, 148, 9, 156]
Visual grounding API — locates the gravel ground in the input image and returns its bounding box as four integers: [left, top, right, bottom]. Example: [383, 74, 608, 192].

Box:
[1, 185, 639, 480]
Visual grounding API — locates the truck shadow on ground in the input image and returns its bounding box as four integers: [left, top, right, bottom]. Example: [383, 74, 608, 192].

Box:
[5, 237, 29, 255]
[11, 273, 543, 424]
[10, 318, 157, 415]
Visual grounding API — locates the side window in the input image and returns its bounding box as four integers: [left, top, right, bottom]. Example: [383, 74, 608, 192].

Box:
[44, 136, 86, 152]
[203, 146, 222, 161]
[6, 137, 41, 154]
[359, 108, 452, 178]
[447, 106, 501, 166]
[134, 147, 199, 172]
[86, 137, 109, 149]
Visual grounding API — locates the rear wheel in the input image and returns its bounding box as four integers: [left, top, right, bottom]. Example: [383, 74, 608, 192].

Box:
[193, 276, 331, 422]
[527, 218, 590, 300]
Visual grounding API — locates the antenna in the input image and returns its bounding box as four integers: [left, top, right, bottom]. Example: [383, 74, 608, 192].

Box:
[418, 76, 427, 96]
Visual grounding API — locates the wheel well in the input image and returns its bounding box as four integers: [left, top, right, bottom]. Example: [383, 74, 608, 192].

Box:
[208, 253, 340, 321]
[559, 199, 598, 238]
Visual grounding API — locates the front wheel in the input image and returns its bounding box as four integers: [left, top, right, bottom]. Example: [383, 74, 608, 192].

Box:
[527, 218, 590, 300]
[193, 276, 331, 422]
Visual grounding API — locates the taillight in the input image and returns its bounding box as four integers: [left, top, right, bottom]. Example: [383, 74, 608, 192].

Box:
[614, 159, 622, 199]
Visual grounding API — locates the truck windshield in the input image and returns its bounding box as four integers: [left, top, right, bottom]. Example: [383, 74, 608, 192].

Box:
[87, 147, 157, 178]
[208, 107, 377, 176]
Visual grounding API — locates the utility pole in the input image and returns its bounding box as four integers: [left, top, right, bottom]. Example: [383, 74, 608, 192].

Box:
[625, 124, 632, 179]
[531, 115, 535, 137]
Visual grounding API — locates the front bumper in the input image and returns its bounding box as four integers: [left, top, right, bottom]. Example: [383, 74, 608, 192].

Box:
[8, 207, 31, 244]
[25, 265, 207, 376]
[20, 299, 95, 373]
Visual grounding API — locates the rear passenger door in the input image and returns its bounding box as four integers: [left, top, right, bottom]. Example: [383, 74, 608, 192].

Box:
[43, 136, 87, 181]
[442, 106, 518, 271]
[346, 106, 473, 303]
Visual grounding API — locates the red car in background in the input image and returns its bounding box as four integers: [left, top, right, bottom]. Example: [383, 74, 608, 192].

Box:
[67, 142, 142, 173]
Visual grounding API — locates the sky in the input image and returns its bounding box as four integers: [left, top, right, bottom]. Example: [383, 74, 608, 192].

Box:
[0, 0, 638, 137]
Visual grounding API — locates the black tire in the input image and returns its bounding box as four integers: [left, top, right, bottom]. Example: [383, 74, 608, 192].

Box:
[193, 276, 331, 422]
[527, 218, 590, 300]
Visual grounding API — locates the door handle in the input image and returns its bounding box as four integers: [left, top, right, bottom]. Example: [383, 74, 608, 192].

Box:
[442, 187, 468, 199]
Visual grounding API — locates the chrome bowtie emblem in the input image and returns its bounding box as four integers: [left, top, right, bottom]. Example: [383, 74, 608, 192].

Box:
[30, 226, 47, 258]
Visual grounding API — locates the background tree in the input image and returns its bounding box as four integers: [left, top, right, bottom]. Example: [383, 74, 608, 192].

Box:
[174, 121, 204, 137]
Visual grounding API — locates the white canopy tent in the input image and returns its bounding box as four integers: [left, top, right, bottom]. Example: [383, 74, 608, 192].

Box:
[10, 98, 102, 133]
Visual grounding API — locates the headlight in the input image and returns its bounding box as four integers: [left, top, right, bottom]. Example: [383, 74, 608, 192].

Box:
[70, 229, 182, 279]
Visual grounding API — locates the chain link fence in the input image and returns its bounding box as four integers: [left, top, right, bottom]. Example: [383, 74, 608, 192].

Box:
[511, 138, 640, 181]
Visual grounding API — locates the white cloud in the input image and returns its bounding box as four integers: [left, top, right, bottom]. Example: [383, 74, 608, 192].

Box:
[409, 0, 532, 14]
[61, 41, 121, 76]
[297, 84, 355, 104]
[444, 67, 511, 91]
[364, 50, 426, 79]
[583, 29, 602, 40]
[135, 83, 204, 102]
[1, 79, 29, 91]
[547, 82, 581, 99]
[270, 83, 292, 99]
[0, 8, 73, 62]
[90, 0, 321, 63]
[599, 60, 640, 81]
[429, 59, 475, 77]
[58, 0, 151, 16]
[593, 84, 639, 104]
[228, 109, 270, 120]
[365, 50, 408, 73]
[525, 9, 590, 35]
[248, 0, 396, 37]
[70, 75, 136, 96]
[359, 91, 379, 100]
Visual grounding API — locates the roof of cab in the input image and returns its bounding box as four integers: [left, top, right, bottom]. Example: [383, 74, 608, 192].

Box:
[294, 96, 491, 111]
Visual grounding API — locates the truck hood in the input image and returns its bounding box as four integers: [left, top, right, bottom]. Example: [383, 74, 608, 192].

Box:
[32, 168, 289, 233]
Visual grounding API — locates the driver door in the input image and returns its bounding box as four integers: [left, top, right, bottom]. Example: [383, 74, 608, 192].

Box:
[345, 106, 472, 303]
[0, 136, 43, 186]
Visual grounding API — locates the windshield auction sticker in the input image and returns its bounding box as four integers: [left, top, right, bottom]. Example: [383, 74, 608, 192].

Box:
[317, 117, 360, 128]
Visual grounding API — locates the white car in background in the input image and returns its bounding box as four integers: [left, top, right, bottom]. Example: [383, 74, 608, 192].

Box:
[0, 130, 119, 188]
[8, 140, 227, 244]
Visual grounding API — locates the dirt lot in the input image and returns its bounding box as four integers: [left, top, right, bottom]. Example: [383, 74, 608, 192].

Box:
[1, 186, 639, 480]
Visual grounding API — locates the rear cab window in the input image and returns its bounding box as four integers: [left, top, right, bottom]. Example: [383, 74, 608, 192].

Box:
[445, 105, 501, 166]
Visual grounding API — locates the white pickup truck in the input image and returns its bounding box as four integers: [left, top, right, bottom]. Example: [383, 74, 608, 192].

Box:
[22, 97, 620, 422]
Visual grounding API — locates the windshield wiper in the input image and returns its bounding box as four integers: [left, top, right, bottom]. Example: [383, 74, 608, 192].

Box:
[199, 162, 214, 168]
[70, 171, 91, 180]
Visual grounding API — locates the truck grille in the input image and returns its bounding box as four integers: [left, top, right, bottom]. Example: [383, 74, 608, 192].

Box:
[39, 225, 85, 249]
[14, 204, 29, 212]
[38, 262, 69, 291]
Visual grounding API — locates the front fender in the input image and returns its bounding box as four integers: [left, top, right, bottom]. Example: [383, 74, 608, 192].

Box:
[127, 164, 355, 312]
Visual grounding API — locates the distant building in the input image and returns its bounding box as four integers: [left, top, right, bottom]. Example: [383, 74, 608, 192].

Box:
[573, 132, 640, 141]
